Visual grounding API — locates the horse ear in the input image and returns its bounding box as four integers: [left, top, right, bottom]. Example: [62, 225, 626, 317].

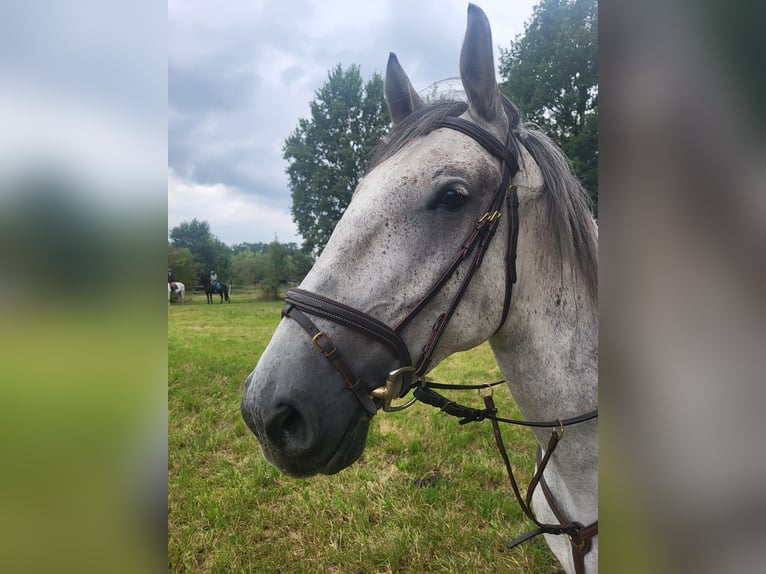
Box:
[460, 4, 505, 127]
[385, 52, 424, 125]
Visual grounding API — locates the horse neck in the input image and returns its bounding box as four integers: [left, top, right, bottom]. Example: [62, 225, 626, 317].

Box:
[490, 195, 598, 437]
[488, 195, 598, 531]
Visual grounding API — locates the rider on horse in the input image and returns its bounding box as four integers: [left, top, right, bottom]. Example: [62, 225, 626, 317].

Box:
[210, 270, 221, 293]
[168, 269, 177, 292]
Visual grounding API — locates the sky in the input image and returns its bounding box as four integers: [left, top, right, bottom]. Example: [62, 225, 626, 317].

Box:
[168, 0, 539, 246]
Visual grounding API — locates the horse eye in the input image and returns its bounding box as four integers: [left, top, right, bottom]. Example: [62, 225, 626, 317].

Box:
[438, 188, 468, 211]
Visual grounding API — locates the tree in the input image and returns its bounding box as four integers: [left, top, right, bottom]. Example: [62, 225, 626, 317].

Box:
[284, 64, 390, 255]
[230, 249, 259, 287]
[230, 240, 314, 298]
[231, 242, 270, 255]
[168, 219, 232, 284]
[253, 240, 293, 300]
[284, 249, 313, 283]
[498, 0, 598, 215]
[167, 243, 200, 288]
[169, 219, 215, 262]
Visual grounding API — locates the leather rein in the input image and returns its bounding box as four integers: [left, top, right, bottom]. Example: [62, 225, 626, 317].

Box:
[280, 115, 597, 571]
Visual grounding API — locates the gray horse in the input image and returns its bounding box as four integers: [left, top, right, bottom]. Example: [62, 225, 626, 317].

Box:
[242, 5, 597, 573]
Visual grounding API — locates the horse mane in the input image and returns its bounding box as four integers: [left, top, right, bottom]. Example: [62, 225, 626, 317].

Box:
[510, 101, 598, 306]
[366, 97, 598, 306]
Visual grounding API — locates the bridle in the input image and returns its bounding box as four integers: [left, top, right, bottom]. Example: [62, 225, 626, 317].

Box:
[280, 114, 597, 572]
[282, 115, 521, 415]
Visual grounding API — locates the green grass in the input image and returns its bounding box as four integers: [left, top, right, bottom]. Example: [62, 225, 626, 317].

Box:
[169, 293, 559, 573]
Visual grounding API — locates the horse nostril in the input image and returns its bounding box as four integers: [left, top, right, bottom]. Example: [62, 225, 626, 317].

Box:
[282, 408, 304, 441]
[265, 403, 316, 456]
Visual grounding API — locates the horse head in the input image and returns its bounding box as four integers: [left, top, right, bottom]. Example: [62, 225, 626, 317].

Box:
[241, 4, 550, 477]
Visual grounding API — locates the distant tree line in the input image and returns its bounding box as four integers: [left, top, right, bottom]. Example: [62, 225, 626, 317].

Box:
[168, 218, 313, 299]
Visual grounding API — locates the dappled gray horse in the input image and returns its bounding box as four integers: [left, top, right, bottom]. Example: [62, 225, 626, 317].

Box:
[241, 5, 597, 573]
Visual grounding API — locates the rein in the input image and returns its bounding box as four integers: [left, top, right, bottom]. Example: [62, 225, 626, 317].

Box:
[416, 380, 598, 574]
[280, 115, 597, 571]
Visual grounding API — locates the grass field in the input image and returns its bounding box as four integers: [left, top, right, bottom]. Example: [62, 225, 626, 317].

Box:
[168, 291, 559, 573]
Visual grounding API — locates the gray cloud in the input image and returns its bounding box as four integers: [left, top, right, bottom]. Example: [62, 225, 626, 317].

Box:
[168, 0, 535, 245]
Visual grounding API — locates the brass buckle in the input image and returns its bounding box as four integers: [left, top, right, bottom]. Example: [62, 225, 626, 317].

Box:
[477, 383, 494, 398]
[370, 366, 418, 412]
[478, 210, 502, 224]
[311, 331, 335, 356]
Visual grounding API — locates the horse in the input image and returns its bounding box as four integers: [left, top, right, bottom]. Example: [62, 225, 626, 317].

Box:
[240, 5, 598, 573]
[202, 278, 231, 304]
[168, 281, 185, 305]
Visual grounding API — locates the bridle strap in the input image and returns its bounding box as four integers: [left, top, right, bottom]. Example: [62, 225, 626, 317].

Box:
[393, 117, 521, 375]
[404, 183, 519, 376]
[481, 391, 597, 572]
[537, 446, 598, 574]
[499, 188, 520, 332]
[394, 117, 519, 335]
[285, 288, 412, 366]
[437, 116, 519, 175]
[281, 303, 378, 416]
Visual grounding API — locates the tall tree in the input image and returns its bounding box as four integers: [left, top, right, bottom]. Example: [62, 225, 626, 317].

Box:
[169, 219, 215, 264]
[284, 64, 390, 255]
[499, 0, 598, 215]
[256, 239, 289, 300]
[168, 218, 232, 283]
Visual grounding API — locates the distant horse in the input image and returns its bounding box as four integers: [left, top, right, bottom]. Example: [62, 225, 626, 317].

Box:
[202, 278, 230, 304]
[168, 281, 185, 305]
[241, 5, 597, 574]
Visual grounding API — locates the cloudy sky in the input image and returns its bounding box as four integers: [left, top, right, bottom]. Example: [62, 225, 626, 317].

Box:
[168, 0, 538, 246]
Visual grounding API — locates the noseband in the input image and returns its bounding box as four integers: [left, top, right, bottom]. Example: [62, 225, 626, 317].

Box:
[281, 116, 521, 415]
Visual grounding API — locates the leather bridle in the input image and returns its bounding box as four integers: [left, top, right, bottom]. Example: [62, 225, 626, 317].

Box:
[282, 115, 521, 415]
[279, 114, 597, 571]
